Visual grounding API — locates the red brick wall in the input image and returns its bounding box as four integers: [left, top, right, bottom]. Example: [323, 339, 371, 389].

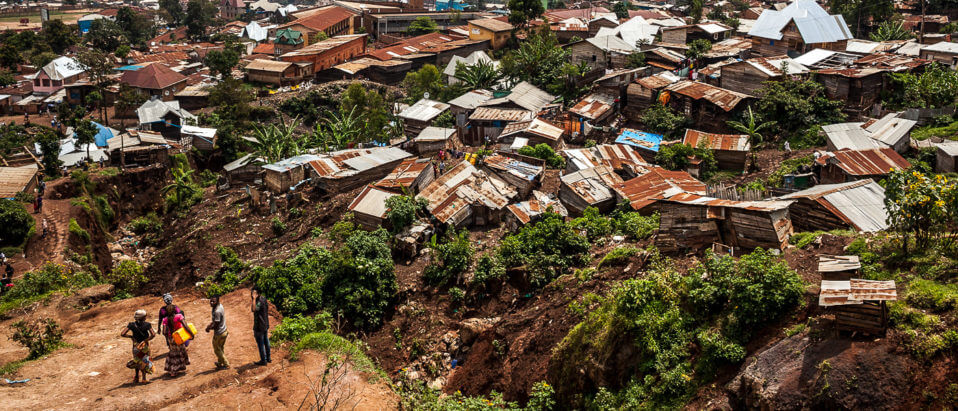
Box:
[280, 36, 367, 73]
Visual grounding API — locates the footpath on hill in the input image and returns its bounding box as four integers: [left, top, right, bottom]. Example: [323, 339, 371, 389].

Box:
[0, 288, 396, 410]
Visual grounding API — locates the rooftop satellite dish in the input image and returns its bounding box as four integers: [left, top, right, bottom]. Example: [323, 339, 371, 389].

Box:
[423, 92, 430, 99]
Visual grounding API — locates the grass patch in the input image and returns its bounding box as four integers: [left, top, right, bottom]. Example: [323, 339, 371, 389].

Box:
[291, 331, 386, 379]
[911, 120, 958, 141]
[0, 359, 28, 376]
[0, 291, 55, 317]
[597, 246, 642, 268]
[789, 229, 856, 249]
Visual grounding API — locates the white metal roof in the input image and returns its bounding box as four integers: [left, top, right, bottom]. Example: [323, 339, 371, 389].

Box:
[136, 99, 196, 124]
[781, 179, 888, 232]
[181, 125, 217, 140]
[793, 48, 836, 66]
[823, 122, 883, 151]
[398, 99, 450, 122]
[348, 185, 398, 218]
[442, 50, 497, 77]
[937, 141, 958, 156]
[864, 113, 916, 147]
[242, 21, 268, 42]
[414, 126, 456, 142]
[448, 89, 494, 109]
[38, 56, 85, 81]
[748, 0, 852, 43]
[585, 35, 636, 54]
[922, 41, 958, 53]
[698, 22, 730, 34]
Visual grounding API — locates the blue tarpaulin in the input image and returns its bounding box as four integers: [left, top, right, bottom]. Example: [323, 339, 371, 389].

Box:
[615, 129, 663, 153]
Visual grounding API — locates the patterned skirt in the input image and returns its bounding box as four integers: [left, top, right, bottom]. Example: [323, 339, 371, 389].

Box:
[127, 341, 154, 374]
[164, 341, 190, 373]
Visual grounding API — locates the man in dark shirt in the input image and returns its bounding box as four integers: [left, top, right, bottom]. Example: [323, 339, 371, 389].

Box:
[251, 287, 270, 365]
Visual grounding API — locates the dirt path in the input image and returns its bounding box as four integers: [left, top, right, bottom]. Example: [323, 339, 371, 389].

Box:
[0, 288, 397, 410]
[13, 197, 73, 276]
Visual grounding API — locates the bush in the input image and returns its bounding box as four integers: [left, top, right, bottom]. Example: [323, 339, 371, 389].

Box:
[570, 206, 613, 242]
[271, 312, 333, 342]
[472, 254, 506, 286]
[613, 211, 659, 241]
[93, 195, 114, 226]
[2, 263, 97, 302]
[129, 212, 162, 235]
[11, 318, 64, 359]
[104, 260, 146, 294]
[271, 217, 286, 235]
[0, 199, 33, 247]
[254, 227, 397, 329]
[641, 104, 689, 138]
[68, 218, 90, 242]
[656, 143, 718, 180]
[499, 213, 590, 288]
[385, 195, 428, 233]
[905, 279, 958, 312]
[598, 246, 641, 268]
[291, 331, 380, 374]
[518, 143, 565, 169]
[423, 230, 474, 286]
[200, 245, 247, 298]
[449, 286, 465, 303]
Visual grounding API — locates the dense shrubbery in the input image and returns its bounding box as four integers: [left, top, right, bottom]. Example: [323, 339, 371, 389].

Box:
[0, 199, 33, 247]
[128, 212, 162, 246]
[423, 230, 474, 286]
[884, 169, 958, 252]
[271, 312, 333, 342]
[2, 263, 97, 303]
[499, 212, 591, 288]
[640, 103, 689, 138]
[655, 143, 718, 180]
[385, 195, 428, 233]
[201, 245, 248, 298]
[104, 260, 146, 295]
[518, 143, 565, 169]
[254, 228, 396, 329]
[555, 249, 805, 408]
[399, 379, 556, 410]
[751, 77, 845, 140]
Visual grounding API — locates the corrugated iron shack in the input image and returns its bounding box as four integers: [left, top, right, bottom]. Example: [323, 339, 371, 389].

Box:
[682, 129, 751, 170]
[347, 185, 399, 229]
[481, 154, 544, 198]
[307, 147, 413, 193]
[816, 148, 911, 184]
[416, 160, 517, 227]
[655, 195, 794, 252]
[373, 157, 435, 194]
[559, 165, 624, 215]
[778, 179, 888, 232]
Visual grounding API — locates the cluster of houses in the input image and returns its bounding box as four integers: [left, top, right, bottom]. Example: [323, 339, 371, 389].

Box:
[3, 0, 958, 255]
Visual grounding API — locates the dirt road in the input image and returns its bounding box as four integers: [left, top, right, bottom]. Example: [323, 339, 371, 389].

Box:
[0, 288, 396, 410]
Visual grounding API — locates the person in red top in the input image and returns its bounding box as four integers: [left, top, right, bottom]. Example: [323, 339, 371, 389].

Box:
[160, 302, 194, 377]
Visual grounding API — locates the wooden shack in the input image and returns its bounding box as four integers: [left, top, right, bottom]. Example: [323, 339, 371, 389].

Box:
[413, 127, 455, 154]
[0, 164, 38, 199]
[223, 153, 263, 186]
[655, 196, 794, 252]
[819, 279, 897, 335]
[816, 148, 911, 184]
[818, 255, 861, 281]
[936, 142, 958, 173]
[625, 72, 681, 115]
[718, 56, 809, 96]
[682, 129, 750, 170]
[778, 179, 888, 233]
[663, 81, 751, 131]
[373, 157, 435, 194]
[559, 165, 623, 215]
[815, 68, 885, 119]
[347, 185, 399, 229]
[398, 99, 451, 138]
[481, 154, 544, 198]
[307, 147, 412, 194]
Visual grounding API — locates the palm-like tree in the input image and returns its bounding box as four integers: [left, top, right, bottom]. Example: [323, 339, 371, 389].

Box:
[454, 60, 501, 91]
[726, 105, 777, 147]
[870, 21, 913, 42]
[250, 117, 302, 163]
[162, 168, 198, 211]
[311, 106, 362, 151]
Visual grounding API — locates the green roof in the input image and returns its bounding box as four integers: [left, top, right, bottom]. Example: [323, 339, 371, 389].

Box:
[275, 28, 304, 45]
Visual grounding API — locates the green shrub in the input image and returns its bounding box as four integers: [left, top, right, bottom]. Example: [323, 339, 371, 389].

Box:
[696, 329, 746, 373]
[472, 254, 506, 286]
[449, 286, 465, 303]
[291, 331, 379, 374]
[104, 260, 146, 294]
[518, 143, 565, 169]
[570, 206, 613, 241]
[271, 217, 286, 235]
[68, 218, 90, 242]
[0, 199, 33, 247]
[198, 169, 218, 187]
[254, 228, 396, 329]
[93, 195, 114, 226]
[905, 279, 958, 312]
[655, 142, 718, 180]
[765, 154, 813, 188]
[385, 195, 428, 233]
[11, 318, 64, 359]
[14, 191, 33, 203]
[598, 246, 641, 268]
[423, 230, 475, 286]
[613, 211, 659, 241]
[2, 263, 97, 302]
[499, 213, 590, 288]
[129, 212, 163, 235]
[271, 312, 332, 342]
[288, 207, 303, 219]
[641, 103, 689, 138]
[398, 381, 518, 410]
[200, 245, 247, 298]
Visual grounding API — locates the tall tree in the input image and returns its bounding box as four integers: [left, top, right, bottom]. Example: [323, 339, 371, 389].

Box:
[85, 19, 127, 52]
[185, 0, 217, 39]
[407, 17, 439, 35]
[116, 6, 156, 47]
[40, 20, 78, 54]
[402, 64, 444, 103]
[74, 49, 113, 126]
[500, 26, 569, 91]
[36, 128, 63, 177]
[508, 0, 544, 27]
[74, 120, 98, 162]
[453, 59, 502, 91]
[726, 105, 776, 146]
[204, 41, 241, 78]
[159, 0, 186, 27]
[339, 83, 389, 143]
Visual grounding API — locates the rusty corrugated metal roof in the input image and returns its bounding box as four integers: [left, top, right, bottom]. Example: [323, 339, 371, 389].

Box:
[665, 80, 751, 112]
[818, 148, 911, 176]
[469, 107, 533, 122]
[683, 129, 751, 151]
[614, 166, 707, 210]
[819, 279, 897, 306]
[569, 92, 616, 120]
[560, 165, 623, 205]
[416, 161, 516, 224]
[506, 191, 568, 224]
[374, 157, 431, 191]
